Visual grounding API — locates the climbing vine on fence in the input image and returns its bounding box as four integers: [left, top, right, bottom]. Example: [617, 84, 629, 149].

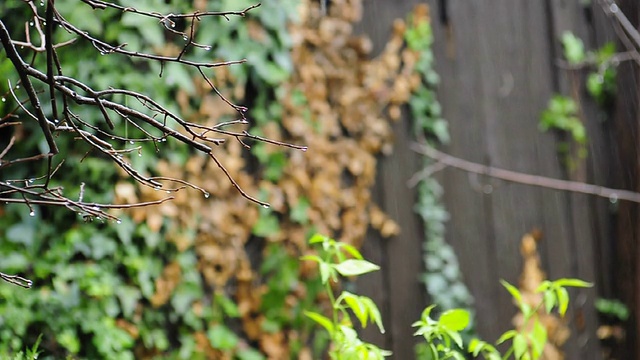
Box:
[404, 3, 475, 333]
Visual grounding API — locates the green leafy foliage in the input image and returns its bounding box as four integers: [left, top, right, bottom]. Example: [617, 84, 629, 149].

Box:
[586, 42, 617, 105]
[595, 298, 630, 321]
[302, 234, 390, 359]
[414, 278, 592, 360]
[561, 32, 586, 65]
[412, 306, 470, 358]
[0, 0, 301, 358]
[561, 31, 617, 106]
[540, 96, 586, 145]
[539, 95, 588, 166]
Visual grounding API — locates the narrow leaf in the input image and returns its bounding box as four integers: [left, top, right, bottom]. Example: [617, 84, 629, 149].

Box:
[319, 262, 332, 284]
[496, 330, 517, 345]
[340, 243, 363, 260]
[500, 280, 523, 303]
[543, 290, 556, 314]
[553, 278, 593, 288]
[361, 296, 385, 333]
[309, 234, 329, 244]
[304, 311, 334, 334]
[556, 287, 570, 317]
[530, 319, 547, 358]
[447, 329, 464, 348]
[513, 333, 528, 359]
[334, 259, 380, 277]
[341, 292, 368, 328]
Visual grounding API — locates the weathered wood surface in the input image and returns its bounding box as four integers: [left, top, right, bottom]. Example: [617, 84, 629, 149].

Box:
[353, 0, 637, 358]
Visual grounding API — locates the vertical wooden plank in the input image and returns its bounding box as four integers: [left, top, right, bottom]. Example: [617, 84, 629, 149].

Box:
[429, 0, 504, 342]
[354, 0, 429, 357]
[547, 1, 607, 357]
[608, 1, 640, 358]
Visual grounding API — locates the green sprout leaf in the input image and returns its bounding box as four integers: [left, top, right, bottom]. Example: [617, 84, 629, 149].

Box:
[438, 309, 470, 331]
[513, 333, 528, 359]
[543, 289, 556, 314]
[556, 287, 570, 317]
[561, 32, 586, 64]
[334, 259, 380, 277]
[304, 311, 334, 334]
[500, 280, 523, 304]
[496, 330, 518, 345]
[553, 278, 593, 288]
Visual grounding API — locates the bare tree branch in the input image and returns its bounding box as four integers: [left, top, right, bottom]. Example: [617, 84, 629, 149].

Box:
[411, 143, 640, 204]
[0, 0, 305, 291]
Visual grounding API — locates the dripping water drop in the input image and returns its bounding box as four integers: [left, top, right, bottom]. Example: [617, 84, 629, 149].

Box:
[29, 210, 35, 217]
[261, 204, 270, 209]
[609, 193, 618, 204]
[203, 192, 210, 199]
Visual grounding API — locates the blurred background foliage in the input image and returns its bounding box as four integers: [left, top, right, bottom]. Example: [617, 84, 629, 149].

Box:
[0, 0, 436, 358]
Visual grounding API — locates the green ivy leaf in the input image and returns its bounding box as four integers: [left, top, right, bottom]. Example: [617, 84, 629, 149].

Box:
[290, 196, 310, 224]
[207, 324, 239, 350]
[237, 347, 266, 360]
[252, 213, 280, 237]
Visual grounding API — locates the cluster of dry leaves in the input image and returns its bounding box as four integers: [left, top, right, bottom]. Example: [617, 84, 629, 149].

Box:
[515, 231, 570, 360]
[114, 0, 430, 356]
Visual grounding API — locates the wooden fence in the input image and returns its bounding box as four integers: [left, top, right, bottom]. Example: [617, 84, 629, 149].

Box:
[354, 1, 640, 359]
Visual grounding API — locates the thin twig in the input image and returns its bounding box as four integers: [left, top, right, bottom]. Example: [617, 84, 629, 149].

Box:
[411, 142, 640, 204]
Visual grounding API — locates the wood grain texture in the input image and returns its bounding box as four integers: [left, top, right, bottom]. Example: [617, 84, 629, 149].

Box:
[351, 0, 624, 357]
